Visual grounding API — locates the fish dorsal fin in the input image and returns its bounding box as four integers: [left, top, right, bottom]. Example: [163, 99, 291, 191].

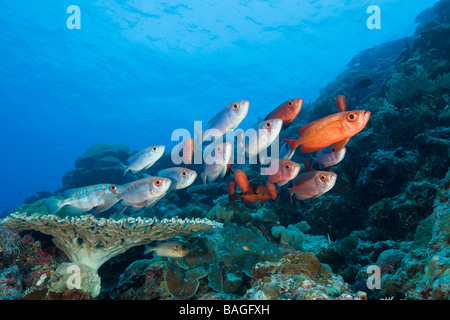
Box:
[64, 186, 91, 197]
[335, 95, 348, 112]
[207, 106, 225, 127]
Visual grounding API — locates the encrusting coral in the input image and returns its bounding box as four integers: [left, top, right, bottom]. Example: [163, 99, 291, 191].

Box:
[0, 212, 222, 298]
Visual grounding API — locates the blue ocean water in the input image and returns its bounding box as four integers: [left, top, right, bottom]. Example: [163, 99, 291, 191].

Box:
[0, 0, 438, 215]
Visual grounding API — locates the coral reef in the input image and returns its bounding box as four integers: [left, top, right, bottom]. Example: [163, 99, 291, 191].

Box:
[0, 212, 222, 298]
[1, 0, 450, 301]
[245, 252, 366, 300]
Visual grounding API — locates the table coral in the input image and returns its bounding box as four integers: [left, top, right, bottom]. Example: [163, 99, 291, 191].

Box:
[0, 212, 222, 298]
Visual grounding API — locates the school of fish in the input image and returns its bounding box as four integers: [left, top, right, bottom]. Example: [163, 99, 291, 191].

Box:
[45, 95, 370, 221]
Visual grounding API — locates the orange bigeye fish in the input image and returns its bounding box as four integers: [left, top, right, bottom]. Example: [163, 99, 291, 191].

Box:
[45, 184, 121, 215]
[282, 110, 371, 155]
[233, 169, 254, 195]
[117, 176, 172, 212]
[265, 180, 278, 200]
[266, 159, 301, 186]
[122, 145, 165, 175]
[264, 98, 303, 129]
[229, 184, 271, 206]
[288, 171, 337, 202]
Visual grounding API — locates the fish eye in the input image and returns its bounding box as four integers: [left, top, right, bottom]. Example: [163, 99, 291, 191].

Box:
[331, 148, 336, 153]
[288, 101, 293, 106]
[285, 163, 290, 169]
[319, 174, 327, 182]
[346, 112, 357, 122]
[181, 170, 187, 177]
[152, 146, 157, 152]
[265, 121, 271, 129]
[109, 184, 117, 192]
[232, 103, 239, 110]
[154, 179, 162, 186]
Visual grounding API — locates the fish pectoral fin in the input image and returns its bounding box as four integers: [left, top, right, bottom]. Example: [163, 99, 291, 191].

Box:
[331, 138, 350, 152]
[94, 205, 105, 213]
[97, 194, 119, 213]
[145, 194, 166, 208]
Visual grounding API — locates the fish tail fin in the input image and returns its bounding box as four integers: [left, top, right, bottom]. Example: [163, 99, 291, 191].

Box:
[201, 172, 207, 190]
[287, 188, 294, 206]
[97, 194, 119, 213]
[120, 163, 128, 176]
[144, 245, 155, 255]
[302, 160, 312, 172]
[44, 198, 64, 215]
[281, 138, 299, 156]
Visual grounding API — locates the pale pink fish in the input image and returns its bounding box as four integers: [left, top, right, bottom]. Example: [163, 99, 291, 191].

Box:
[122, 145, 165, 175]
[157, 167, 197, 190]
[267, 159, 301, 186]
[182, 138, 195, 168]
[288, 171, 337, 202]
[206, 100, 249, 137]
[201, 142, 232, 187]
[45, 184, 120, 215]
[117, 176, 172, 212]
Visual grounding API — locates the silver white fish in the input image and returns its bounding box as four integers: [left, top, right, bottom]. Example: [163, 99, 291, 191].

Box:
[157, 167, 197, 190]
[45, 184, 121, 215]
[206, 100, 249, 138]
[312, 146, 346, 169]
[144, 241, 190, 258]
[201, 142, 232, 187]
[122, 145, 165, 175]
[245, 118, 283, 158]
[117, 176, 171, 212]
